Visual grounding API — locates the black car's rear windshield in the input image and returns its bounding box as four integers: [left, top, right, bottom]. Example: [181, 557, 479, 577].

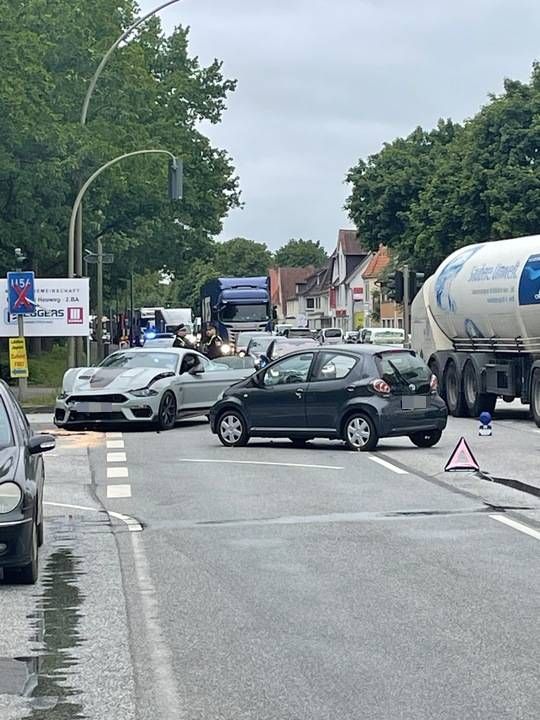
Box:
[375, 351, 431, 391]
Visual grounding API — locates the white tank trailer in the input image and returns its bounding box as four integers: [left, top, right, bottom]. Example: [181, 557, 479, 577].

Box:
[411, 234, 540, 425]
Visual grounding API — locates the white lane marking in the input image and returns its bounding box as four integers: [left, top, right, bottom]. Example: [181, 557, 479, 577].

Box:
[179, 458, 344, 470]
[44, 501, 142, 532]
[490, 514, 540, 541]
[107, 439, 125, 449]
[107, 451, 127, 463]
[106, 431, 123, 439]
[130, 530, 183, 716]
[107, 466, 129, 479]
[107, 484, 132, 498]
[369, 456, 409, 475]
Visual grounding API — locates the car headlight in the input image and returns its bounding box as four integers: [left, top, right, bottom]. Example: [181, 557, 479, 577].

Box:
[129, 387, 159, 397]
[238, 351, 246, 357]
[0, 482, 22, 514]
[221, 343, 231, 355]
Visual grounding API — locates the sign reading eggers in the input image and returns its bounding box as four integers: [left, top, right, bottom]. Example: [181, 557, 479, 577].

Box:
[0, 279, 89, 337]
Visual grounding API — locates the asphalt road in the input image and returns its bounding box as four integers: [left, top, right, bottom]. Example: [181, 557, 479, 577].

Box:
[1, 409, 539, 719]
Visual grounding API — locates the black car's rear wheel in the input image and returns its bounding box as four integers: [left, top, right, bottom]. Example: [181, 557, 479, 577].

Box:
[217, 410, 249, 447]
[409, 429, 442, 448]
[344, 413, 378, 451]
[156, 391, 177, 431]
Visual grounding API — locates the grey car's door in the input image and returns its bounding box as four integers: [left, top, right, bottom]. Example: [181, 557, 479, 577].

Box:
[178, 354, 247, 411]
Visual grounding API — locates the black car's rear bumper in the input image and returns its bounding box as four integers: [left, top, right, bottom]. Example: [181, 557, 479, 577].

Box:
[0, 516, 33, 568]
[378, 397, 448, 437]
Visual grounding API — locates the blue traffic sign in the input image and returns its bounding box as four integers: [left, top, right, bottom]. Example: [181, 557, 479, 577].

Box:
[7, 271, 36, 315]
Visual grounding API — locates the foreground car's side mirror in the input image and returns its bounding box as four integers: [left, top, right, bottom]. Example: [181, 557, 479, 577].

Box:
[28, 434, 56, 455]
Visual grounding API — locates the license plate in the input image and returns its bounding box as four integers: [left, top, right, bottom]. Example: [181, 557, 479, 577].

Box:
[401, 396, 427, 410]
[72, 402, 113, 413]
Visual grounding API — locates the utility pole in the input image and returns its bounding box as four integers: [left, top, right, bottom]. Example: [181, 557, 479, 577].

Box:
[96, 238, 104, 362]
[129, 272, 135, 347]
[403, 265, 411, 344]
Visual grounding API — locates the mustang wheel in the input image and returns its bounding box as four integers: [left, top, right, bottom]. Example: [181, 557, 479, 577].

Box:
[344, 413, 378, 451]
[157, 391, 177, 431]
[217, 410, 248, 447]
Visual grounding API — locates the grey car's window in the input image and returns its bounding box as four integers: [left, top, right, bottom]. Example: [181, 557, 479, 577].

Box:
[312, 353, 357, 381]
[100, 352, 178, 371]
[263, 353, 313, 387]
[0, 397, 14, 448]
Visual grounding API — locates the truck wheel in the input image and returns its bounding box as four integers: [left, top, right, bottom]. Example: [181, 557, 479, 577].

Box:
[531, 370, 540, 428]
[444, 362, 468, 417]
[462, 362, 496, 417]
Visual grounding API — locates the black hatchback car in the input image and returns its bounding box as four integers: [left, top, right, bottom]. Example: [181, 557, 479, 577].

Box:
[0, 381, 56, 584]
[210, 345, 447, 451]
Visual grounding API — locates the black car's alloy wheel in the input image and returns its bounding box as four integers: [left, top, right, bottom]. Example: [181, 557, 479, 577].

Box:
[344, 413, 378, 451]
[157, 391, 177, 431]
[409, 429, 442, 448]
[217, 411, 248, 447]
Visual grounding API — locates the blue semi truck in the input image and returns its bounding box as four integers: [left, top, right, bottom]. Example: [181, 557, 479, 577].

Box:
[200, 276, 273, 347]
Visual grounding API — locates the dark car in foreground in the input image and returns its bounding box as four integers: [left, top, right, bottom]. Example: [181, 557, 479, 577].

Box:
[0, 381, 56, 584]
[210, 345, 447, 451]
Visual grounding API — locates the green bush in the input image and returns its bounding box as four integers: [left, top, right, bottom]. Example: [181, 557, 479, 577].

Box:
[28, 344, 68, 388]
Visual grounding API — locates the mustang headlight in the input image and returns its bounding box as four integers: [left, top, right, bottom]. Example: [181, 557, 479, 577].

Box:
[130, 387, 159, 397]
[0, 482, 22, 514]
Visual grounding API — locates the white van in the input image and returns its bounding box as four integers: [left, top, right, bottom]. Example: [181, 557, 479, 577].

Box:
[319, 328, 343, 345]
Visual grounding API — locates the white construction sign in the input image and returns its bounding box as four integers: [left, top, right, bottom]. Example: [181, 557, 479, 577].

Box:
[0, 278, 90, 337]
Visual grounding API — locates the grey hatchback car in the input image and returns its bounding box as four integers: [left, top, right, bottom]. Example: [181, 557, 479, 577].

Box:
[210, 345, 447, 450]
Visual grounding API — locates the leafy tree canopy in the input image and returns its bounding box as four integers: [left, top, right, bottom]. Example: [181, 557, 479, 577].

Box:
[0, 0, 239, 295]
[346, 63, 540, 272]
[273, 238, 327, 268]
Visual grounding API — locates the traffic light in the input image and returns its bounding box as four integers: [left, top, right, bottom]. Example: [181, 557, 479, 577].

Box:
[385, 270, 404, 304]
[408, 271, 425, 300]
[168, 157, 183, 201]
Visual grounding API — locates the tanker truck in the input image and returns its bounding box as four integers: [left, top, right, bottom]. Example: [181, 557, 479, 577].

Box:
[410, 235, 540, 425]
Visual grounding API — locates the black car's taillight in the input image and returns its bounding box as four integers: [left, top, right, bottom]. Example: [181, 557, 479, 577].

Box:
[371, 378, 391, 396]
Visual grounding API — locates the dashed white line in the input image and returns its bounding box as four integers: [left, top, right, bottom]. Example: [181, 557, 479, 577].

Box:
[107, 484, 132, 498]
[106, 439, 125, 449]
[106, 432, 123, 439]
[490, 514, 540, 541]
[107, 451, 127, 463]
[107, 466, 129, 479]
[368, 456, 409, 475]
[179, 458, 344, 470]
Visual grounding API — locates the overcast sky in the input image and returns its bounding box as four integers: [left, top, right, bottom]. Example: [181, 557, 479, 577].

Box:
[139, 0, 540, 251]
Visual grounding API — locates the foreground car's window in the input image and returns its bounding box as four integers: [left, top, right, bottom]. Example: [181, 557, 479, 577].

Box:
[263, 354, 313, 386]
[99, 352, 178, 371]
[0, 398, 13, 448]
[376, 352, 431, 391]
[313, 353, 357, 381]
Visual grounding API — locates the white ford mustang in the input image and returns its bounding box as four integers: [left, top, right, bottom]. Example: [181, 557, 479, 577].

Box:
[54, 348, 253, 430]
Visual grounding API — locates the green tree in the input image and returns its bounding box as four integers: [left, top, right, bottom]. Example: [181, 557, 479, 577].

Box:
[273, 238, 327, 267]
[213, 237, 273, 276]
[0, 0, 239, 294]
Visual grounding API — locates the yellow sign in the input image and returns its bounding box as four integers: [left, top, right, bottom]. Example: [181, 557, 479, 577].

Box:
[353, 311, 365, 329]
[9, 337, 29, 378]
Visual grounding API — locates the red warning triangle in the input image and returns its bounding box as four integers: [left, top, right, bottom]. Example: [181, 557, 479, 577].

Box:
[444, 436, 480, 473]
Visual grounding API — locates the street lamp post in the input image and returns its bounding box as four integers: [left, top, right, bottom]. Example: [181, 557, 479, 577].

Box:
[68, 149, 181, 362]
[69, 0, 183, 366]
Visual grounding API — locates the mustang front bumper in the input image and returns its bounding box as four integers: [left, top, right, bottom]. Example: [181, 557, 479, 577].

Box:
[54, 394, 163, 426]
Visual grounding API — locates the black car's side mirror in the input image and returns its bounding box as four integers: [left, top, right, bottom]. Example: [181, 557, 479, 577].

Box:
[29, 433, 56, 455]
